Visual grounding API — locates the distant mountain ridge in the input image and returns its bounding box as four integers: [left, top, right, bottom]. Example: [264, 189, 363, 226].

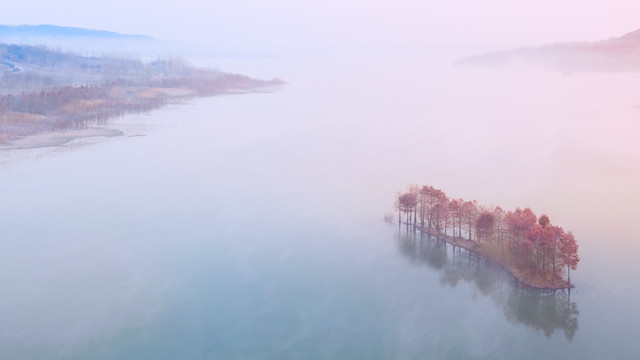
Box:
[0, 25, 154, 40]
[618, 28, 640, 41]
[0, 24, 274, 60]
[457, 28, 640, 72]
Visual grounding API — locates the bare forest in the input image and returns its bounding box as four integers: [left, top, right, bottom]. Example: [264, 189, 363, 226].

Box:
[0, 44, 282, 139]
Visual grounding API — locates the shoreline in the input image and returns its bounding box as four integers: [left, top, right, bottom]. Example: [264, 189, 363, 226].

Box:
[0, 83, 282, 151]
[0, 127, 124, 150]
[414, 225, 574, 290]
[0, 61, 283, 150]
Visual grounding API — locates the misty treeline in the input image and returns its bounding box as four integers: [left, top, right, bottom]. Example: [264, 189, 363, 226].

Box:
[0, 82, 158, 137]
[0, 44, 282, 139]
[395, 185, 580, 287]
[0, 44, 195, 93]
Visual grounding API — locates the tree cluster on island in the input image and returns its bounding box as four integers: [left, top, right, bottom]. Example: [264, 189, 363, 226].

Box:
[395, 185, 580, 289]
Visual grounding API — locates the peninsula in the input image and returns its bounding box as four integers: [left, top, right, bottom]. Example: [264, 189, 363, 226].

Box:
[0, 43, 282, 148]
[396, 185, 580, 290]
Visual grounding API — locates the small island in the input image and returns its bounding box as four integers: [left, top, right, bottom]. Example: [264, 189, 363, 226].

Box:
[395, 185, 580, 290]
[0, 43, 282, 148]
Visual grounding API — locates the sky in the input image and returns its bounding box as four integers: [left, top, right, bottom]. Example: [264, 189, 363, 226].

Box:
[2, 0, 640, 47]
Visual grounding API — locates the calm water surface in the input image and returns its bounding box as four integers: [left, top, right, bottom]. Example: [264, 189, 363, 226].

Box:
[1, 50, 639, 359]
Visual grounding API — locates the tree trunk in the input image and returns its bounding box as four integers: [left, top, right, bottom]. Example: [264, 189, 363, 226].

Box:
[500, 229, 504, 257]
[444, 219, 447, 237]
[552, 251, 556, 283]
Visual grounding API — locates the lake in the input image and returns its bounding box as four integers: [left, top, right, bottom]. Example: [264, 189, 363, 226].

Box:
[1, 48, 639, 359]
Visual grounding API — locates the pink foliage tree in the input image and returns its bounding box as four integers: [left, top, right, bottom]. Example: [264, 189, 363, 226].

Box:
[476, 211, 495, 242]
[559, 231, 580, 284]
[394, 184, 580, 287]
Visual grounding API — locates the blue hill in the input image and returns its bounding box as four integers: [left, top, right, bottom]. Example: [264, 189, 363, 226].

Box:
[0, 25, 154, 41]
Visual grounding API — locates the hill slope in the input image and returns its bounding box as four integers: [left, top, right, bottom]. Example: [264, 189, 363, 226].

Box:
[457, 28, 640, 72]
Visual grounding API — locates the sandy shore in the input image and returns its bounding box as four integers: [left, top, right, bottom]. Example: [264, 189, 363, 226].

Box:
[0, 127, 124, 150]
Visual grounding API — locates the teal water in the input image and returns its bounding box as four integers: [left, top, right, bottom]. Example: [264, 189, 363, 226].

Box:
[1, 52, 640, 359]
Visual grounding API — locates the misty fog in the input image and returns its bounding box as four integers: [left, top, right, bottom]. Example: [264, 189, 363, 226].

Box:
[1, 43, 639, 358]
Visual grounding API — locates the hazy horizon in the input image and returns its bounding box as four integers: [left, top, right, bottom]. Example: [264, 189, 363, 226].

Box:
[4, 1, 640, 50]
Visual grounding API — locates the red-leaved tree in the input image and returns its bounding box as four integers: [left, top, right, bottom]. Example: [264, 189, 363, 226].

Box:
[559, 231, 580, 284]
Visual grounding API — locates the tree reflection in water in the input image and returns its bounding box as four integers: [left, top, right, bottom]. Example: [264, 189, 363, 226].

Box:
[396, 225, 579, 341]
